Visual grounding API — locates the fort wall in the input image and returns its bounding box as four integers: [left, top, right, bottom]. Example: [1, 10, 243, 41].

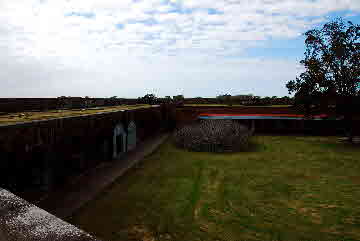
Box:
[175, 106, 359, 135]
[0, 104, 176, 199]
[0, 97, 140, 113]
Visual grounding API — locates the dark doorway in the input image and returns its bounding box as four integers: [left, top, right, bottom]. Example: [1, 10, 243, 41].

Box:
[116, 134, 123, 154]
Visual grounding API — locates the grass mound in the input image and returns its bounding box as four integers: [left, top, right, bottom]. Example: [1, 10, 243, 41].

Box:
[173, 119, 254, 152]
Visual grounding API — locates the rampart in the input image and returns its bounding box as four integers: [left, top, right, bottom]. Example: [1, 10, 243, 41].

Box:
[0, 103, 358, 240]
[175, 105, 360, 135]
[0, 104, 176, 200]
[176, 106, 299, 126]
[0, 97, 140, 113]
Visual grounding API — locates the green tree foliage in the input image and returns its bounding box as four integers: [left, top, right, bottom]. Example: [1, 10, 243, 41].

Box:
[286, 18, 360, 139]
[164, 96, 172, 104]
[286, 18, 359, 102]
[217, 94, 233, 106]
[141, 94, 157, 105]
[173, 95, 184, 104]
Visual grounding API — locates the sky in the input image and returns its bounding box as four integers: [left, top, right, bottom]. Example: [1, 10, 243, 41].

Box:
[1, 0, 360, 98]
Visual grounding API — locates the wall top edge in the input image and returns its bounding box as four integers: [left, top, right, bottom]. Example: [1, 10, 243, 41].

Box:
[0, 106, 160, 128]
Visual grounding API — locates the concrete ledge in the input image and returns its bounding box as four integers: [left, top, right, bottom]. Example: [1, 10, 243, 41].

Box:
[0, 189, 100, 241]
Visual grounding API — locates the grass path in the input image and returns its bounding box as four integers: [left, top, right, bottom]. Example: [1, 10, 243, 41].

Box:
[69, 136, 360, 241]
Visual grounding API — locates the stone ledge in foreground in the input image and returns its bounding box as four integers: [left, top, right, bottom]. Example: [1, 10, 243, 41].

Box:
[0, 188, 101, 241]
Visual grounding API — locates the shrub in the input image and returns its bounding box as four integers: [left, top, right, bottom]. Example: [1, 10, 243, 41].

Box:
[173, 119, 253, 152]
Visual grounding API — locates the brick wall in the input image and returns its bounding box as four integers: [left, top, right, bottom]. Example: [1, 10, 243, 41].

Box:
[0, 98, 143, 113]
[175, 106, 358, 135]
[0, 105, 176, 199]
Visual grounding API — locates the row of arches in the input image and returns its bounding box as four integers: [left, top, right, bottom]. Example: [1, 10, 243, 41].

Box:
[112, 121, 137, 159]
[0, 121, 138, 194]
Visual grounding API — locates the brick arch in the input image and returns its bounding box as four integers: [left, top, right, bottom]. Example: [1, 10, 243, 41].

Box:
[113, 123, 126, 159]
[127, 121, 137, 151]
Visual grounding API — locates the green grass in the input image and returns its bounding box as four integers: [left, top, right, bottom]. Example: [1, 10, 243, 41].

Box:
[247, 105, 293, 107]
[0, 104, 151, 125]
[184, 104, 245, 107]
[69, 136, 360, 241]
[183, 104, 292, 107]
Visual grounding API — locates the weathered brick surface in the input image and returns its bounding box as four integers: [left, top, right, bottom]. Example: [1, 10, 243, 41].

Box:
[175, 106, 358, 135]
[0, 188, 101, 241]
[0, 105, 175, 198]
[0, 98, 143, 113]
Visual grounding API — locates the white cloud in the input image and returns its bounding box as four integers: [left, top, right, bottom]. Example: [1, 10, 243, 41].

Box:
[0, 0, 359, 97]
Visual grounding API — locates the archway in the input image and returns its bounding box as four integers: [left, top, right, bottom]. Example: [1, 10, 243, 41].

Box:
[127, 121, 137, 151]
[113, 123, 126, 159]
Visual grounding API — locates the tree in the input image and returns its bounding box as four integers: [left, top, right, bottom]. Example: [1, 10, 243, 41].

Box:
[57, 96, 68, 109]
[286, 18, 360, 140]
[262, 96, 272, 105]
[281, 96, 292, 105]
[142, 94, 157, 105]
[216, 94, 233, 106]
[252, 96, 261, 105]
[225, 94, 233, 106]
[84, 96, 91, 108]
[164, 96, 172, 103]
[173, 95, 184, 104]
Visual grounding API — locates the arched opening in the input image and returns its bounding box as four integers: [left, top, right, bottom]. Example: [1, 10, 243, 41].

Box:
[127, 121, 137, 151]
[113, 123, 126, 159]
[101, 139, 111, 161]
[116, 135, 123, 154]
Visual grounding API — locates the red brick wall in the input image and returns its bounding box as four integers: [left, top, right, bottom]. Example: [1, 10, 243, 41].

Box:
[0, 105, 174, 198]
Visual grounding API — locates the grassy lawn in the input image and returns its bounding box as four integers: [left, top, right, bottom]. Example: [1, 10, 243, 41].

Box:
[0, 104, 151, 125]
[183, 104, 292, 107]
[183, 104, 245, 107]
[69, 135, 360, 241]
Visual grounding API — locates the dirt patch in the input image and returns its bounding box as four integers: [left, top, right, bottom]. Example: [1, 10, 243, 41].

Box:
[321, 226, 342, 235]
[317, 204, 339, 209]
[287, 200, 323, 224]
[208, 208, 228, 219]
[128, 225, 156, 241]
[322, 226, 360, 240]
[199, 222, 217, 233]
[346, 229, 360, 240]
[343, 216, 358, 225]
[303, 193, 318, 199]
[348, 176, 360, 184]
[291, 173, 321, 181]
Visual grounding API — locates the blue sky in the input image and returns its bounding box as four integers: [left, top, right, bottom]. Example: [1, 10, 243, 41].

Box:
[0, 0, 359, 98]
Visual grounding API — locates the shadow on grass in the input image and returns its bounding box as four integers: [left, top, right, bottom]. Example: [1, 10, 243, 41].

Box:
[244, 140, 266, 152]
[318, 141, 360, 151]
[169, 137, 266, 154]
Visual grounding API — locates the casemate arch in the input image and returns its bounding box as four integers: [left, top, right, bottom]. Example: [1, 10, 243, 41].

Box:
[127, 121, 137, 151]
[113, 123, 126, 159]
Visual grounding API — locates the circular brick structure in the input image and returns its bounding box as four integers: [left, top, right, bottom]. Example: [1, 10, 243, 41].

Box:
[174, 119, 254, 152]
